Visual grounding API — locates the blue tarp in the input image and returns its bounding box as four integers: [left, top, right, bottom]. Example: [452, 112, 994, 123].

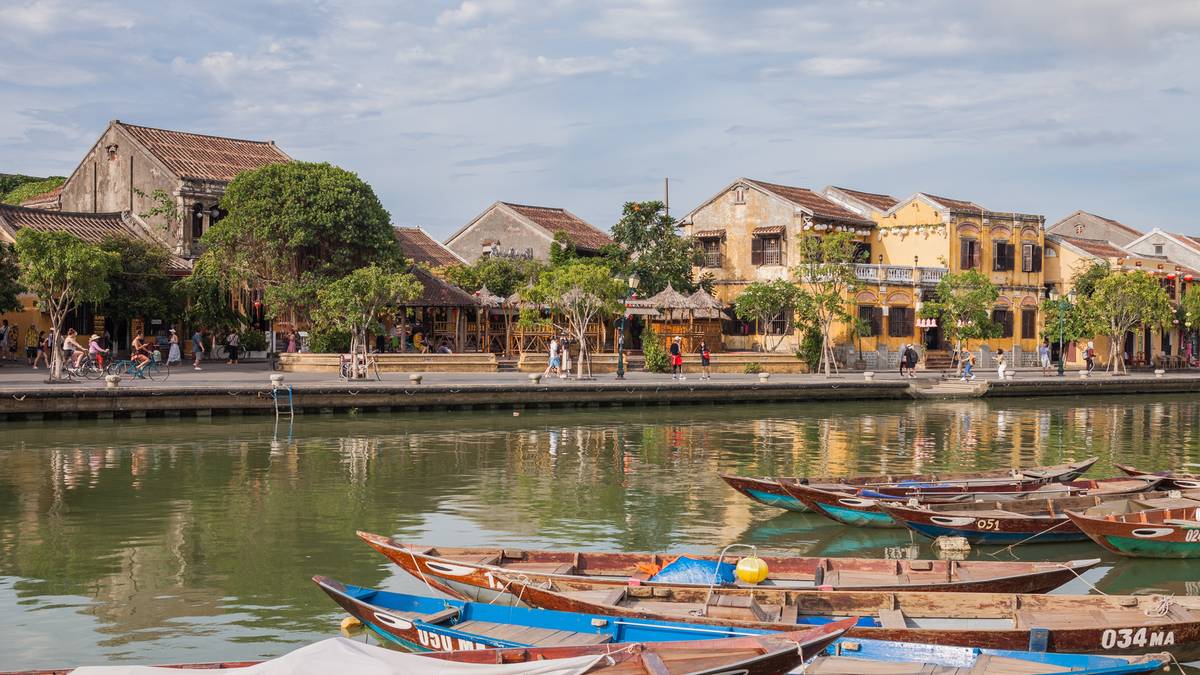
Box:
[650, 556, 736, 585]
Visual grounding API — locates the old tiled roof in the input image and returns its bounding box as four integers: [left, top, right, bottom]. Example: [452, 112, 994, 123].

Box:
[117, 121, 291, 182]
[920, 193, 986, 212]
[1084, 211, 1142, 237]
[752, 225, 786, 235]
[401, 265, 479, 307]
[19, 185, 62, 209]
[831, 186, 899, 212]
[692, 229, 726, 239]
[394, 227, 462, 267]
[1173, 233, 1200, 252]
[0, 204, 192, 276]
[1056, 235, 1129, 259]
[502, 202, 613, 251]
[747, 179, 873, 225]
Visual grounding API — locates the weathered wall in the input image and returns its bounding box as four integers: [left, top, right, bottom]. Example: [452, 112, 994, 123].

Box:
[1125, 231, 1200, 272]
[1046, 211, 1141, 246]
[446, 206, 553, 263]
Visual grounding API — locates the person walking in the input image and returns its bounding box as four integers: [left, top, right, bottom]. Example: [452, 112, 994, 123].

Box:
[1039, 338, 1052, 376]
[287, 330, 298, 353]
[225, 330, 240, 365]
[670, 336, 685, 380]
[25, 325, 37, 366]
[560, 335, 574, 379]
[905, 344, 919, 379]
[996, 348, 1007, 380]
[191, 328, 206, 370]
[0, 319, 9, 362]
[32, 331, 48, 370]
[899, 343, 911, 378]
[960, 347, 975, 381]
[544, 336, 560, 377]
[699, 340, 712, 380]
[166, 329, 182, 367]
[1085, 341, 1096, 373]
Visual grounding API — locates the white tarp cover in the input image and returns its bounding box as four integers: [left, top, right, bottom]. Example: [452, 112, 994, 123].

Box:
[71, 638, 607, 675]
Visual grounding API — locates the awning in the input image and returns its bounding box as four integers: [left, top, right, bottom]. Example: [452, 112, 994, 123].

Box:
[752, 225, 785, 236]
[624, 306, 662, 316]
[693, 229, 726, 239]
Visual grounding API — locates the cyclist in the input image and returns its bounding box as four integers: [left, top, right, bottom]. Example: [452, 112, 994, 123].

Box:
[88, 334, 108, 369]
[131, 331, 152, 372]
[62, 329, 86, 370]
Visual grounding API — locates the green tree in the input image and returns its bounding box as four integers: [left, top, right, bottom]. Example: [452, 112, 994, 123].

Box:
[96, 236, 177, 329]
[176, 258, 239, 334]
[609, 200, 698, 295]
[1087, 270, 1173, 373]
[1181, 285, 1200, 330]
[1, 176, 64, 205]
[0, 242, 22, 314]
[443, 256, 544, 298]
[792, 232, 863, 376]
[549, 231, 578, 267]
[529, 262, 623, 379]
[920, 270, 999, 373]
[312, 265, 422, 376]
[641, 324, 670, 373]
[13, 229, 119, 380]
[733, 280, 799, 352]
[198, 162, 402, 326]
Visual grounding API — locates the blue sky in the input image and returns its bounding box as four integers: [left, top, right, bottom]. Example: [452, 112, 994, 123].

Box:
[3, 0, 1200, 238]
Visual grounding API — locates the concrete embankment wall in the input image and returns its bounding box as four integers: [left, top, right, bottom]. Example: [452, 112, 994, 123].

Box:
[1, 374, 1197, 421]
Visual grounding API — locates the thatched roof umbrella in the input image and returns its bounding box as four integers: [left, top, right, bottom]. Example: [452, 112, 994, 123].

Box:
[642, 283, 693, 321]
[473, 285, 504, 354]
[474, 285, 504, 308]
[687, 288, 726, 320]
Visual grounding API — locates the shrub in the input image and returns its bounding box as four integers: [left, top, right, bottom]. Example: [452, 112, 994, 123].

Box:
[796, 328, 822, 370]
[743, 362, 762, 374]
[308, 328, 351, 353]
[239, 330, 267, 352]
[642, 326, 670, 373]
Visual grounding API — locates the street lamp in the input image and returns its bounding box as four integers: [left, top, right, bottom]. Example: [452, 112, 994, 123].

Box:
[615, 272, 640, 380]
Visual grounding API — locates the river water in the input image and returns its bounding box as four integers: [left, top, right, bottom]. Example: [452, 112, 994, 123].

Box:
[2, 396, 1200, 669]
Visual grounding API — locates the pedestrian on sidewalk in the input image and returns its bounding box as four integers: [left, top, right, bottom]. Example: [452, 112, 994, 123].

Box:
[1085, 341, 1096, 373]
[1039, 339, 1051, 376]
[996, 348, 1007, 380]
[0, 319, 9, 362]
[670, 336, 685, 380]
[904, 344, 919, 379]
[544, 336, 560, 377]
[192, 328, 206, 370]
[561, 335, 575, 379]
[25, 325, 37, 366]
[32, 331, 48, 369]
[960, 348, 975, 381]
[699, 340, 711, 380]
[899, 343, 909, 378]
[166, 329, 182, 367]
[226, 330, 240, 365]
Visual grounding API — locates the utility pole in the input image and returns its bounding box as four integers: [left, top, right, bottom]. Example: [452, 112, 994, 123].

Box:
[664, 177, 669, 218]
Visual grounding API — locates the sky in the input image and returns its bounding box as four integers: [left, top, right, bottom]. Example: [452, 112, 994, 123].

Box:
[2, 0, 1200, 239]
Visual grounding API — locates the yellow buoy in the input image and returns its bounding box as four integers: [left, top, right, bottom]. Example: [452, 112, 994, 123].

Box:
[735, 556, 769, 584]
[340, 615, 363, 631]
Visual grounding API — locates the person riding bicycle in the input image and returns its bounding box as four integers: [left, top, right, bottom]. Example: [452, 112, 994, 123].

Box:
[88, 334, 108, 369]
[131, 331, 152, 372]
[62, 329, 86, 369]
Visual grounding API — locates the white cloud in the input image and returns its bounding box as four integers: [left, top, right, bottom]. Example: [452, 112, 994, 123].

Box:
[0, 0, 136, 33]
[796, 57, 891, 78]
[436, 0, 518, 27]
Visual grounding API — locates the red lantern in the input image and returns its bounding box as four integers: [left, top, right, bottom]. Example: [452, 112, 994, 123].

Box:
[1187, 275, 1195, 282]
[1168, 273, 1177, 280]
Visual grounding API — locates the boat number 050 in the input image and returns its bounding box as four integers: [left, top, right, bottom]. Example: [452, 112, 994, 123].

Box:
[1101, 627, 1175, 649]
[974, 519, 1000, 530]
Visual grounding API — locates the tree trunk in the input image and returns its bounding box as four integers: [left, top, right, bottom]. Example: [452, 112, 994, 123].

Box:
[49, 308, 65, 382]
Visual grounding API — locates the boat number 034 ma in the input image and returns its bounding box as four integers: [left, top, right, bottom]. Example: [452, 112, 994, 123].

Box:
[1101, 628, 1175, 649]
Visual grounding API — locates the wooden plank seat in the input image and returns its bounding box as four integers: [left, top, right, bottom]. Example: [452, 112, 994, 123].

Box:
[441, 553, 502, 566]
[449, 620, 611, 646]
[422, 607, 460, 624]
[1164, 519, 1200, 528]
[877, 608, 908, 629]
[502, 562, 577, 575]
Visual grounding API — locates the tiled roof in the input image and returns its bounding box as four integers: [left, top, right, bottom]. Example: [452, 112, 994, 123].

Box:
[19, 185, 62, 209]
[1174, 233, 1200, 252]
[0, 204, 192, 276]
[1056, 235, 1129, 259]
[919, 193, 986, 212]
[752, 225, 786, 235]
[831, 186, 899, 211]
[692, 229, 726, 239]
[747, 179, 873, 224]
[502, 202, 613, 251]
[1084, 211, 1142, 237]
[117, 121, 290, 182]
[400, 265, 479, 307]
[394, 227, 461, 267]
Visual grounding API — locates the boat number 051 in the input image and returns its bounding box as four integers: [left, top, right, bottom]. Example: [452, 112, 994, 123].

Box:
[974, 519, 1000, 530]
[1101, 627, 1175, 649]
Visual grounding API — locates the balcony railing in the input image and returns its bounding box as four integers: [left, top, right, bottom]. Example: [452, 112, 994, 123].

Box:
[703, 253, 723, 268]
[852, 264, 948, 286]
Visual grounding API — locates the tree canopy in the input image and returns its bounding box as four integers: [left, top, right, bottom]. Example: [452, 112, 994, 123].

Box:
[608, 200, 697, 296]
[198, 161, 402, 325]
[920, 270, 999, 367]
[733, 279, 799, 352]
[97, 236, 178, 327]
[313, 265, 422, 374]
[792, 232, 863, 375]
[0, 242, 21, 315]
[1087, 270, 1173, 373]
[1, 176, 64, 205]
[529, 262, 623, 378]
[443, 256, 544, 298]
[13, 229, 119, 379]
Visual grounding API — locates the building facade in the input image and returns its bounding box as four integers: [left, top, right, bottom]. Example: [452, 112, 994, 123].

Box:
[445, 201, 613, 264]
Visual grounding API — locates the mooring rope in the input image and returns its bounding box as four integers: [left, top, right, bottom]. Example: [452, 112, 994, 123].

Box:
[986, 519, 1072, 558]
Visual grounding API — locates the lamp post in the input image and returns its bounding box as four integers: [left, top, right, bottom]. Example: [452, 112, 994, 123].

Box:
[615, 272, 640, 380]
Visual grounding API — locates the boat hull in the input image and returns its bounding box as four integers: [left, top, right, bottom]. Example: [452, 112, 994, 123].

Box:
[718, 474, 811, 512]
[1067, 507, 1200, 559]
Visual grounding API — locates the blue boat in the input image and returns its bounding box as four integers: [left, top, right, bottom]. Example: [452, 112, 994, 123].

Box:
[814, 637, 1169, 673]
[314, 577, 1169, 674]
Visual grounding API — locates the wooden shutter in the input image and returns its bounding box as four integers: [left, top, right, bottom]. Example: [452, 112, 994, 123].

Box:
[1021, 243, 1034, 272]
[960, 239, 972, 269]
[1032, 245, 1043, 272]
[751, 237, 763, 266]
[972, 241, 982, 270]
[1021, 309, 1036, 339]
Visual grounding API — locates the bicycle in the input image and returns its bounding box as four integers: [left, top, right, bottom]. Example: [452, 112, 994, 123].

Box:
[339, 352, 381, 381]
[108, 349, 171, 381]
[65, 354, 107, 380]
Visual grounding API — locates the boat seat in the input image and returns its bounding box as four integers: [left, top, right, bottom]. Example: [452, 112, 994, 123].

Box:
[598, 587, 627, 606]
[422, 607, 461, 625]
[1163, 519, 1200, 528]
[504, 562, 577, 575]
[443, 553, 502, 566]
[877, 608, 908, 629]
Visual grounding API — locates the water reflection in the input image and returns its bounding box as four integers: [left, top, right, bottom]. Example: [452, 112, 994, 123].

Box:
[1, 395, 1200, 667]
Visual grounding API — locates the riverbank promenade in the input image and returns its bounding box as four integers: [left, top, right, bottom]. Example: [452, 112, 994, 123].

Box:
[3, 362, 1200, 421]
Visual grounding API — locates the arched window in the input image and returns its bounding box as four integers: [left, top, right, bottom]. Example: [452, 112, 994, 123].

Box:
[191, 203, 204, 240]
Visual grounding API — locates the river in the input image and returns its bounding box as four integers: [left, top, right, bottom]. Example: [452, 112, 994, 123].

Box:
[2, 395, 1199, 668]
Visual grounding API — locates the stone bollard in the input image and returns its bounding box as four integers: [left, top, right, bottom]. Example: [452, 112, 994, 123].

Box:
[270, 373, 285, 386]
[528, 373, 542, 384]
[758, 372, 771, 383]
[105, 375, 121, 389]
[1155, 369, 1166, 378]
[863, 371, 875, 382]
[409, 373, 423, 385]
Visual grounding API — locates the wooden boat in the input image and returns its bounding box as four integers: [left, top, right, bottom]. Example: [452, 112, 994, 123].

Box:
[880, 490, 1200, 545]
[1067, 501, 1200, 559]
[497, 576, 1200, 659]
[358, 533, 1101, 599]
[312, 575, 849, 656]
[781, 478, 1163, 530]
[808, 637, 1169, 674]
[719, 458, 1097, 511]
[1115, 462, 1200, 489]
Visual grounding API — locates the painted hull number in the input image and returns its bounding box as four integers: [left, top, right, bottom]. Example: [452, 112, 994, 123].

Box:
[1101, 627, 1174, 649]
